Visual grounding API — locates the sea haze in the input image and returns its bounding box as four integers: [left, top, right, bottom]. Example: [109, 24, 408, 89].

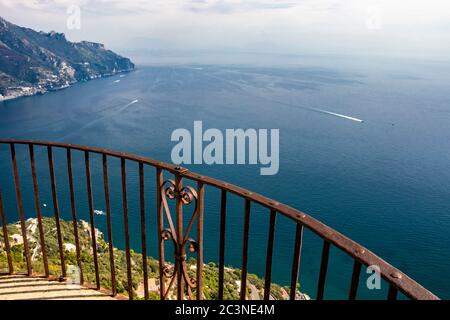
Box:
[1, 55, 449, 299]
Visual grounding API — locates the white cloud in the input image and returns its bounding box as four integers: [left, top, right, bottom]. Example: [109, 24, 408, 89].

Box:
[1, 0, 450, 59]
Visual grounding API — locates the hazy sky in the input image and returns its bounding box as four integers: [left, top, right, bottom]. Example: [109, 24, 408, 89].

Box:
[1, 0, 450, 59]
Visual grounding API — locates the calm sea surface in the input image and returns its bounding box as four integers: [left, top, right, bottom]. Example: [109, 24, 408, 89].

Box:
[1, 55, 450, 299]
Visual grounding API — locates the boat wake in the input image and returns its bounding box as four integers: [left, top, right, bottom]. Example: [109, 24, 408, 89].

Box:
[309, 107, 364, 123]
[58, 99, 140, 140]
[202, 75, 365, 124]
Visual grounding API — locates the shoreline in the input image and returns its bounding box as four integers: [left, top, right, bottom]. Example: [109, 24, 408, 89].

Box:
[0, 68, 135, 103]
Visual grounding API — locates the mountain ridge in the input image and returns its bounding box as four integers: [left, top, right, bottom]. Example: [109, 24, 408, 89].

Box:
[0, 16, 135, 101]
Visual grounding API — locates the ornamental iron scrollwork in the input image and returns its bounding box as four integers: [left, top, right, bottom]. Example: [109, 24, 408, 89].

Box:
[159, 177, 202, 300]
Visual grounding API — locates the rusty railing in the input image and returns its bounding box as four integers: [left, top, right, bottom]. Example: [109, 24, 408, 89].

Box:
[0, 140, 439, 300]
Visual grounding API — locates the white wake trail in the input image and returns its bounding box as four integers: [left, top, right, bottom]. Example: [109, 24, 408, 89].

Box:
[128, 99, 139, 106]
[58, 99, 140, 140]
[309, 107, 364, 123]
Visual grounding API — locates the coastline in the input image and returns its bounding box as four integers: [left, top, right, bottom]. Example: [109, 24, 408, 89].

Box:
[0, 68, 135, 103]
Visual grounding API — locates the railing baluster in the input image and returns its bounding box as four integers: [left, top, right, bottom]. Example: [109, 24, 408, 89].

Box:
[47, 146, 66, 278]
[196, 182, 205, 300]
[102, 154, 116, 296]
[121, 158, 133, 300]
[67, 148, 84, 284]
[263, 210, 276, 300]
[84, 151, 100, 288]
[218, 189, 227, 300]
[139, 163, 149, 300]
[10, 143, 32, 276]
[290, 223, 303, 300]
[0, 188, 14, 274]
[388, 284, 398, 300]
[240, 199, 251, 300]
[316, 240, 331, 300]
[29, 144, 49, 277]
[175, 173, 184, 300]
[348, 260, 362, 300]
[156, 168, 165, 300]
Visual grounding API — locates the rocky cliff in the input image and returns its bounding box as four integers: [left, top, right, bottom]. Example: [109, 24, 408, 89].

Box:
[0, 16, 135, 100]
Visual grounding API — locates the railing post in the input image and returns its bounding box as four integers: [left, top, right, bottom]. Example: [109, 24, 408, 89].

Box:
[175, 172, 184, 300]
[349, 260, 362, 300]
[264, 210, 276, 300]
[388, 284, 398, 300]
[290, 223, 303, 300]
[29, 144, 49, 278]
[156, 168, 166, 300]
[196, 182, 204, 300]
[67, 148, 84, 284]
[85, 151, 100, 289]
[316, 240, 331, 300]
[121, 158, 133, 300]
[240, 199, 251, 300]
[0, 188, 14, 274]
[10, 143, 32, 276]
[218, 190, 227, 300]
[102, 154, 116, 296]
[47, 146, 66, 278]
[139, 163, 149, 300]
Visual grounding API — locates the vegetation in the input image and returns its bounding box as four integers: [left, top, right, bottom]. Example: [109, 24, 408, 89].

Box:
[1, 217, 305, 300]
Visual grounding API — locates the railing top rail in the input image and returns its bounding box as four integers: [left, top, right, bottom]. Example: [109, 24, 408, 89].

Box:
[0, 139, 439, 300]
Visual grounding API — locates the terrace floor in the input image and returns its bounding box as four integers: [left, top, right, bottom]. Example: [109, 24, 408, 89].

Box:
[0, 275, 116, 300]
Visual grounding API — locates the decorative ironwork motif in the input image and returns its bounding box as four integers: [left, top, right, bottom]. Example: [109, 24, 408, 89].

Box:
[159, 178, 200, 299]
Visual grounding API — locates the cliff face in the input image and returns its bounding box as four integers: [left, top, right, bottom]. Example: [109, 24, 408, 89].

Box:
[0, 16, 135, 100]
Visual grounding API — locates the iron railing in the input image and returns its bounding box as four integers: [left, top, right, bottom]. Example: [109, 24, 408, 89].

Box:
[0, 140, 439, 300]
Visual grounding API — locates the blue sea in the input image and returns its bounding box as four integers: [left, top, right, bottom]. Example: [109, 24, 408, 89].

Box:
[1, 55, 449, 299]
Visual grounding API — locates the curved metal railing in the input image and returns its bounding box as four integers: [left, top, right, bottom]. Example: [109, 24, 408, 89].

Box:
[0, 140, 439, 300]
